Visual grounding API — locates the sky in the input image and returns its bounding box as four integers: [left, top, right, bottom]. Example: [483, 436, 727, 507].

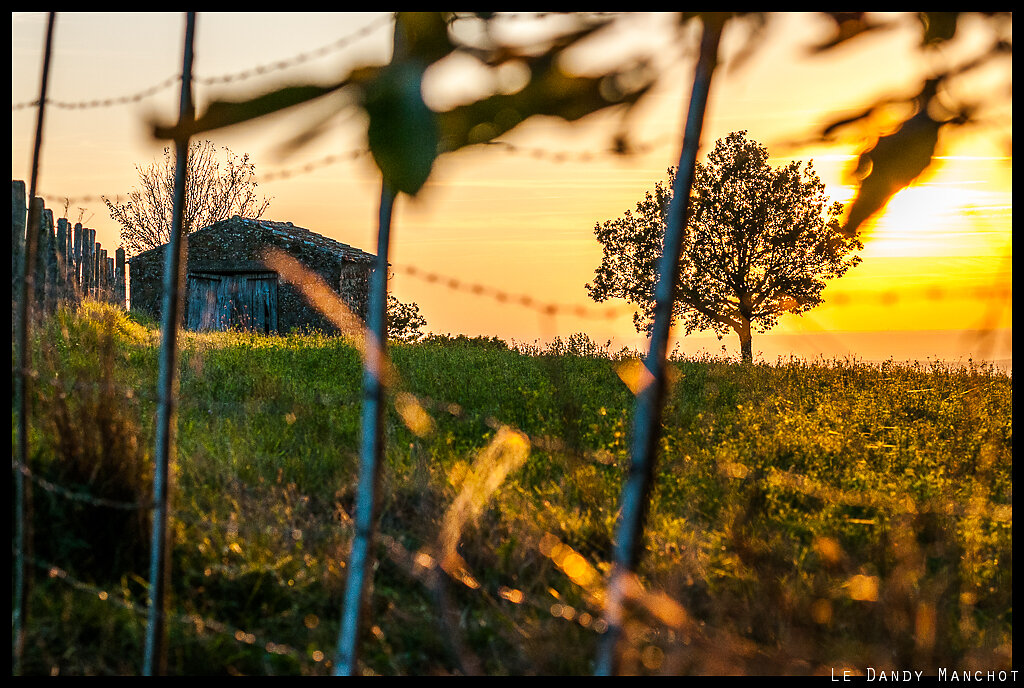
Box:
[10, 12, 1012, 367]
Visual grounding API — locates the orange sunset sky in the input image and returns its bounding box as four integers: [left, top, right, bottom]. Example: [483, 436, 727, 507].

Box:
[11, 12, 1012, 368]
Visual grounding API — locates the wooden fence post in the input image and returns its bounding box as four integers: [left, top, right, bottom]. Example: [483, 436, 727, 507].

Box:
[116, 247, 126, 308]
[106, 255, 114, 303]
[43, 208, 58, 312]
[73, 222, 83, 296]
[56, 218, 68, 301]
[95, 244, 103, 299]
[32, 201, 47, 309]
[82, 227, 93, 298]
[98, 246, 107, 300]
[63, 218, 74, 296]
[12, 181, 27, 309]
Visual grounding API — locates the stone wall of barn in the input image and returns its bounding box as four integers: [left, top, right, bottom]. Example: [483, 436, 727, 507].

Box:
[128, 222, 373, 334]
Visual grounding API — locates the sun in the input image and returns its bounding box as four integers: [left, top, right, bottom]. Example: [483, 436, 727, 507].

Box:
[858, 183, 987, 258]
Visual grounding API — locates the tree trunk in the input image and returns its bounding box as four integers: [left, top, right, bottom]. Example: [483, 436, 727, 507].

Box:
[737, 318, 753, 364]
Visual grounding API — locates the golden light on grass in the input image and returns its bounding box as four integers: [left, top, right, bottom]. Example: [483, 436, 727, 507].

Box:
[394, 391, 435, 437]
[639, 589, 691, 631]
[847, 574, 879, 602]
[811, 598, 833, 625]
[498, 586, 524, 604]
[561, 551, 600, 589]
[616, 359, 654, 395]
[437, 426, 530, 585]
[915, 602, 936, 651]
[540, 533, 603, 600]
[813, 536, 843, 566]
[262, 249, 363, 334]
[543, 532, 693, 637]
[616, 358, 681, 396]
[262, 247, 398, 387]
[413, 551, 436, 572]
[640, 644, 665, 671]
[718, 460, 749, 479]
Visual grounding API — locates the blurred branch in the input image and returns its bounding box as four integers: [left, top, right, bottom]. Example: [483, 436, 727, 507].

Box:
[783, 12, 1012, 236]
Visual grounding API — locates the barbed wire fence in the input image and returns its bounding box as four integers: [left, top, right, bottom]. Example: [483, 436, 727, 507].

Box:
[9, 331, 1013, 673]
[11, 10, 1013, 678]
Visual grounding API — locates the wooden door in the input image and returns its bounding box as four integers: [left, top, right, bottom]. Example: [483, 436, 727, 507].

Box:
[186, 271, 278, 333]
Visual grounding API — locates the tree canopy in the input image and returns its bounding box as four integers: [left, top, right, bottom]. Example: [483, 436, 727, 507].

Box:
[105, 140, 271, 257]
[587, 130, 863, 362]
[387, 294, 428, 343]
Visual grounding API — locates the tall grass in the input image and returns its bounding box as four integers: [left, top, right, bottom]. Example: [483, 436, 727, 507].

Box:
[14, 304, 1012, 675]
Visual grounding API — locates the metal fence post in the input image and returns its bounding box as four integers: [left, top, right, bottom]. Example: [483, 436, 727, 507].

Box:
[333, 182, 395, 676]
[143, 11, 196, 677]
[595, 13, 725, 677]
[13, 12, 56, 677]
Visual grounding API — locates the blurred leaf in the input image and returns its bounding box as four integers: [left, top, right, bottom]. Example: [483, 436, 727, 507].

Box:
[842, 97, 942, 236]
[364, 62, 439, 196]
[466, 20, 612, 68]
[820, 106, 884, 141]
[917, 12, 960, 45]
[810, 12, 895, 53]
[153, 11, 663, 196]
[437, 54, 654, 153]
[722, 12, 770, 73]
[395, 12, 456, 64]
[153, 82, 352, 140]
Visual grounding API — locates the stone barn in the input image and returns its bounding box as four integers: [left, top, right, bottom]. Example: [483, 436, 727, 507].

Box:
[128, 216, 375, 334]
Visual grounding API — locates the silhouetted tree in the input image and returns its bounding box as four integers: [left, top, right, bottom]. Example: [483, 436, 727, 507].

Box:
[105, 140, 271, 257]
[587, 131, 863, 363]
[387, 294, 427, 342]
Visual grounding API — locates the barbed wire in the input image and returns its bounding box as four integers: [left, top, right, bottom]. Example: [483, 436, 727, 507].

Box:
[391, 260, 1011, 323]
[19, 498, 603, 677]
[16, 335, 1010, 674]
[392, 263, 633, 321]
[475, 136, 668, 162]
[12, 13, 631, 112]
[21, 551, 320, 670]
[15, 363, 373, 412]
[13, 8, 1011, 676]
[194, 13, 395, 88]
[11, 14, 395, 112]
[15, 336, 1011, 566]
[827, 284, 1012, 306]
[11, 75, 181, 112]
[11, 459, 155, 511]
[30, 134, 669, 207]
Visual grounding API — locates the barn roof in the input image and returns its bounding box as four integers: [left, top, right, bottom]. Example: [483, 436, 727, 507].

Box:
[129, 216, 376, 264]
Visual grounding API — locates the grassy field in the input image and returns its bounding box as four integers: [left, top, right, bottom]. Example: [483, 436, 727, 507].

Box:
[14, 302, 1012, 676]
